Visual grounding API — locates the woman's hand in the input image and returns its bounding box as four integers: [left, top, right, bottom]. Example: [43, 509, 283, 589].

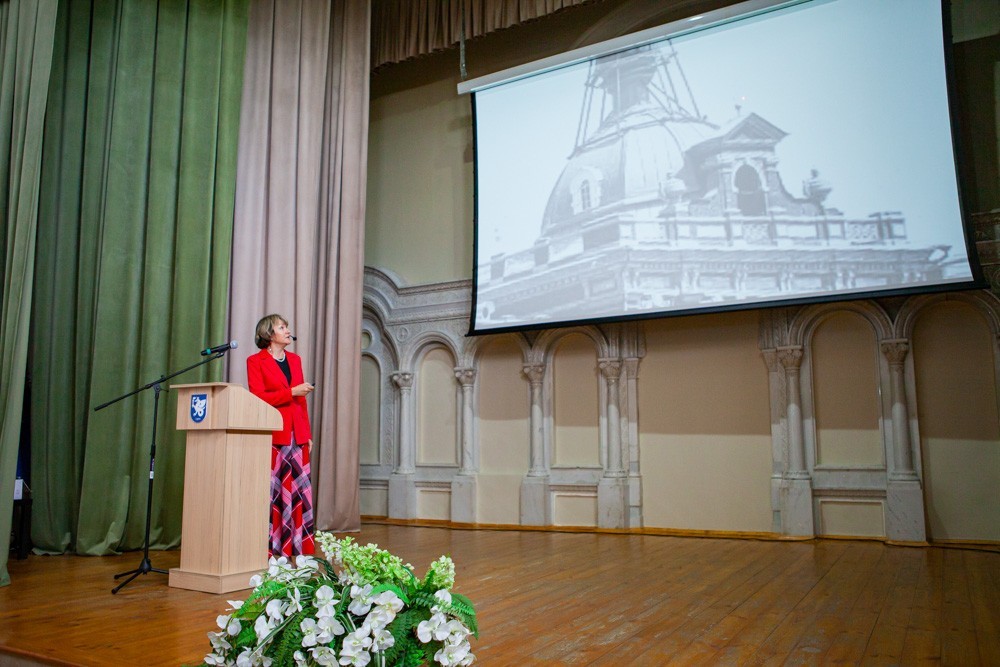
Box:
[305, 439, 313, 452]
[292, 382, 314, 397]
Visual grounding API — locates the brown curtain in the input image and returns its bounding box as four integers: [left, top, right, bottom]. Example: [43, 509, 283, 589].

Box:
[228, 0, 369, 532]
[371, 0, 600, 69]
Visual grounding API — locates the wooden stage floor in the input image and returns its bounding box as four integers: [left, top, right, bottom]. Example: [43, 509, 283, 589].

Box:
[1, 524, 998, 666]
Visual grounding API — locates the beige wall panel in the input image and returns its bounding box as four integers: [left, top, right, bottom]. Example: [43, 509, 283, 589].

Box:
[922, 438, 1000, 541]
[360, 356, 381, 465]
[417, 347, 459, 465]
[817, 500, 885, 537]
[417, 489, 452, 521]
[360, 487, 388, 517]
[553, 335, 600, 467]
[811, 312, 883, 466]
[365, 76, 472, 285]
[814, 430, 883, 467]
[640, 434, 772, 531]
[478, 338, 530, 474]
[640, 312, 771, 436]
[638, 312, 771, 531]
[914, 303, 1000, 541]
[552, 492, 598, 527]
[475, 475, 523, 525]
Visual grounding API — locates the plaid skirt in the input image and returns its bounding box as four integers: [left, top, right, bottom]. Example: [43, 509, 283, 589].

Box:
[269, 438, 315, 558]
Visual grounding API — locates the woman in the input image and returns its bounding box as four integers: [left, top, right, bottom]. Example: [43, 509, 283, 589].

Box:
[247, 313, 316, 557]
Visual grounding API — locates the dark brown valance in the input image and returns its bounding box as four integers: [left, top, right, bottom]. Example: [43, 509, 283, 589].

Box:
[372, 0, 601, 69]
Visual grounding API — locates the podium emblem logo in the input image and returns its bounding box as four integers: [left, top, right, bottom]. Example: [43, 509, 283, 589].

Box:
[190, 394, 208, 423]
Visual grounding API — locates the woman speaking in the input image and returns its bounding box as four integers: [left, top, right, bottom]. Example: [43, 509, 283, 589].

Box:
[246, 314, 315, 557]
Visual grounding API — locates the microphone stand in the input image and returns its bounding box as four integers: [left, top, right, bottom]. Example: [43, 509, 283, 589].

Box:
[94, 350, 228, 594]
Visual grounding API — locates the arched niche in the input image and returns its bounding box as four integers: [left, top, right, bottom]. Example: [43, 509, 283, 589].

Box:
[551, 333, 601, 467]
[416, 345, 459, 466]
[809, 311, 882, 467]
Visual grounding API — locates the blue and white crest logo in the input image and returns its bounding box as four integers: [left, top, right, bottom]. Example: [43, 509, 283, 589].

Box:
[190, 394, 208, 423]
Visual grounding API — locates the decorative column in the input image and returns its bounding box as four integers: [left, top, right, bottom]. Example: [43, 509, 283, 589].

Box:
[597, 358, 628, 528]
[520, 363, 550, 525]
[623, 357, 642, 528]
[451, 368, 478, 523]
[777, 346, 813, 536]
[523, 364, 547, 476]
[880, 339, 926, 542]
[761, 349, 784, 533]
[388, 371, 417, 518]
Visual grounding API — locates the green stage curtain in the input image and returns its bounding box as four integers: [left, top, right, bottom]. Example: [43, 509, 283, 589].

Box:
[0, 0, 58, 587]
[29, 0, 248, 559]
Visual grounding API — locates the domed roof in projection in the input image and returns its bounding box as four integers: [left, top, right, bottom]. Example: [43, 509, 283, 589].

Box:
[541, 46, 716, 238]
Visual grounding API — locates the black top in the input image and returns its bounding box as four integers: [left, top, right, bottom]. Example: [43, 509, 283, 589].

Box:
[276, 356, 292, 385]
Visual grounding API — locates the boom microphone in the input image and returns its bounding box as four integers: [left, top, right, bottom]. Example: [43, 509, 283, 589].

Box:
[201, 340, 238, 356]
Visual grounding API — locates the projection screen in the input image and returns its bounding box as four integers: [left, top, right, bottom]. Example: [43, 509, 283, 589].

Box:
[463, 0, 980, 334]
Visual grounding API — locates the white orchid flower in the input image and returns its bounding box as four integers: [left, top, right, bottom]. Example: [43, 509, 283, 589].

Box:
[286, 587, 303, 615]
[315, 585, 339, 606]
[267, 556, 289, 577]
[372, 590, 404, 613]
[318, 614, 346, 638]
[371, 626, 395, 652]
[311, 646, 338, 666]
[265, 598, 288, 621]
[254, 614, 274, 642]
[293, 650, 309, 667]
[362, 606, 394, 633]
[416, 612, 450, 643]
[300, 617, 321, 647]
[215, 614, 241, 637]
[338, 649, 371, 667]
[207, 630, 232, 652]
[445, 619, 470, 644]
[348, 584, 374, 616]
[227, 600, 244, 611]
[434, 639, 471, 667]
[248, 573, 263, 588]
[434, 590, 452, 606]
[236, 648, 256, 667]
[204, 652, 228, 666]
[295, 555, 319, 571]
[340, 629, 373, 657]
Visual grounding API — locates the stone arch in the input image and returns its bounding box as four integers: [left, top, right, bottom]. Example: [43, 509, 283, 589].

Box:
[530, 325, 611, 365]
[788, 300, 893, 347]
[896, 291, 1000, 340]
[399, 331, 461, 372]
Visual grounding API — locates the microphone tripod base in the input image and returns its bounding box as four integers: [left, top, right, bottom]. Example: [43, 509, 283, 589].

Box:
[111, 557, 168, 594]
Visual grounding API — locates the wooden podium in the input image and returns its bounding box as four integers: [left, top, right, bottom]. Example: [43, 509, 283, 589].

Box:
[168, 382, 281, 594]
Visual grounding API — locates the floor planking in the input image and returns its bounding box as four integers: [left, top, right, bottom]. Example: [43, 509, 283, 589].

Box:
[1, 524, 998, 666]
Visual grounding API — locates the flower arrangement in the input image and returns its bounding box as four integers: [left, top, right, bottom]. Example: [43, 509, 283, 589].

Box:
[202, 532, 478, 667]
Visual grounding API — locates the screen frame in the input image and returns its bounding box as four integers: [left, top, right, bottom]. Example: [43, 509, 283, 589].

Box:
[463, 0, 985, 336]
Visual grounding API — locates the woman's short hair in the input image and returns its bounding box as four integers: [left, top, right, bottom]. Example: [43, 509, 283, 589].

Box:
[255, 314, 288, 349]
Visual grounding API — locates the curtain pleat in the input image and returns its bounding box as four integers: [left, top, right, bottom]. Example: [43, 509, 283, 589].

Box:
[0, 0, 58, 587]
[371, 0, 598, 69]
[229, 0, 369, 533]
[30, 0, 248, 558]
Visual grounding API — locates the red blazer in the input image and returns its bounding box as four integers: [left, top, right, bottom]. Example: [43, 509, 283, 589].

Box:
[247, 348, 312, 445]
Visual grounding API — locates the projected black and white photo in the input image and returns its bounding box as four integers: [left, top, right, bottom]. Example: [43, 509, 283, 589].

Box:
[469, 0, 977, 333]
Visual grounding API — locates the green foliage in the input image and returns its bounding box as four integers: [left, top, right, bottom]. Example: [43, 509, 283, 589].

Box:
[272, 610, 308, 667]
[384, 608, 434, 667]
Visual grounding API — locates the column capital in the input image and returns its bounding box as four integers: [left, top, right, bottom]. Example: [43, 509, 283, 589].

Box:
[522, 364, 545, 384]
[391, 371, 413, 389]
[776, 345, 804, 370]
[454, 367, 477, 387]
[880, 339, 910, 365]
[598, 358, 622, 382]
